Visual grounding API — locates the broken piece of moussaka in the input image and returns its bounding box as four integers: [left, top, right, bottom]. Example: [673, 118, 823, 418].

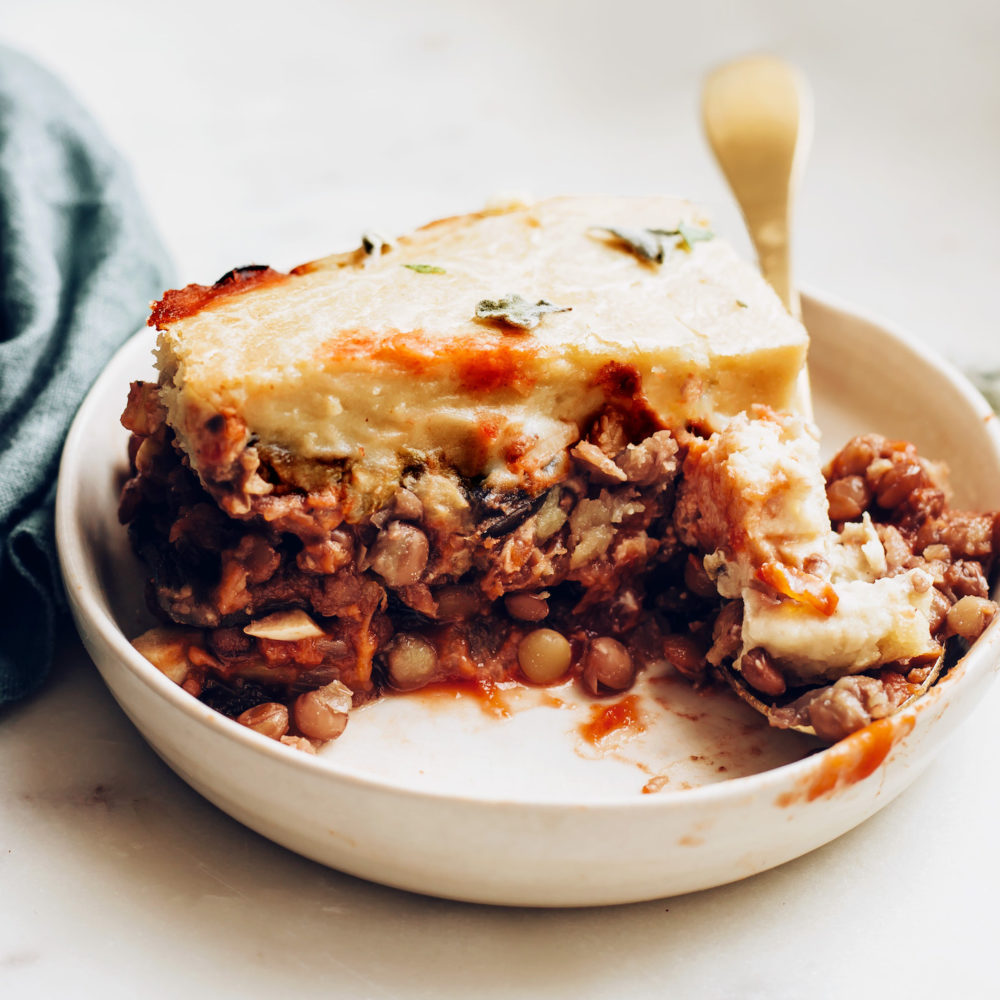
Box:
[120, 196, 996, 749]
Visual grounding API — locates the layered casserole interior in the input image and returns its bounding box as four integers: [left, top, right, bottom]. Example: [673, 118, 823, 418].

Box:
[120, 196, 998, 749]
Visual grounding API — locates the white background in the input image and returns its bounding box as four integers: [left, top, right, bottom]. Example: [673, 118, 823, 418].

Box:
[2, 1, 999, 997]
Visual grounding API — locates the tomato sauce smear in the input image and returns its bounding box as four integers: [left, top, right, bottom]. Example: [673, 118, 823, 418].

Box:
[579, 694, 646, 747]
[319, 329, 539, 394]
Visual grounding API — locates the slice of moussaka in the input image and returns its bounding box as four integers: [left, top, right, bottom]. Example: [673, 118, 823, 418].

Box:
[120, 195, 997, 750]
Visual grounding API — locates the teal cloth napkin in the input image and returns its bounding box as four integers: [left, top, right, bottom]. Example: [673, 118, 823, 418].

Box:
[0, 47, 173, 702]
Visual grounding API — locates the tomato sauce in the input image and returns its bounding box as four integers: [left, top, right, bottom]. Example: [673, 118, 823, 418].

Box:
[404, 677, 514, 719]
[320, 329, 538, 394]
[579, 694, 646, 746]
[777, 715, 915, 805]
[149, 266, 287, 326]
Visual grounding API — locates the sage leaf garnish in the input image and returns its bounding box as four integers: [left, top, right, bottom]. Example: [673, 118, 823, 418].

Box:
[675, 222, 715, 249]
[475, 293, 571, 331]
[404, 263, 446, 274]
[590, 222, 715, 263]
[591, 226, 668, 263]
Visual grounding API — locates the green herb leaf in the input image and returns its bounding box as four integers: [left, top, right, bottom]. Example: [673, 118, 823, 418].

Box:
[676, 222, 714, 250]
[403, 263, 446, 274]
[475, 293, 571, 331]
[590, 226, 668, 263]
[735, 299, 748, 309]
[591, 222, 715, 263]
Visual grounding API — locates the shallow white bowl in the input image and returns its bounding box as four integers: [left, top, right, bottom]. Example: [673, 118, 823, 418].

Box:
[56, 293, 1000, 907]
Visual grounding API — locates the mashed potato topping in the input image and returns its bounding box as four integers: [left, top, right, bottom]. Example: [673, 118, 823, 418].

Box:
[678, 410, 939, 683]
[152, 197, 807, 496]
[742, 573, 937, 681]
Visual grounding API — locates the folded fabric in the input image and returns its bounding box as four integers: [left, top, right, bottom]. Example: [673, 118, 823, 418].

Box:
[0, 46, 173, 703]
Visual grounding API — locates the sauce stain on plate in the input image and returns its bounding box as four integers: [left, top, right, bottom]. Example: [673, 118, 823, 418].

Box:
[577, 694, 646, 752]
[776, 714, 915, 805]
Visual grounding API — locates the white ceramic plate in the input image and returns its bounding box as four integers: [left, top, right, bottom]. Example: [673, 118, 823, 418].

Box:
[56, 293, 1000, 906]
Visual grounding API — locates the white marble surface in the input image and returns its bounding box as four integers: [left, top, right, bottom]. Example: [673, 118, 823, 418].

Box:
[2, 1, 1000, 996]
